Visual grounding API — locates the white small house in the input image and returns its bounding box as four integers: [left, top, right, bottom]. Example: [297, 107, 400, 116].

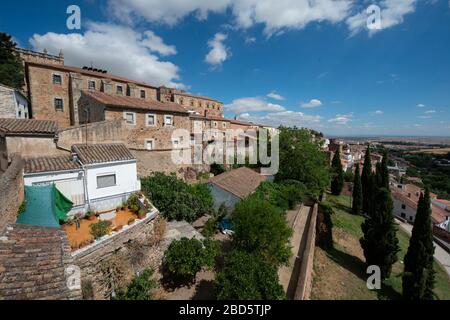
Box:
[24, 143, 141, 217]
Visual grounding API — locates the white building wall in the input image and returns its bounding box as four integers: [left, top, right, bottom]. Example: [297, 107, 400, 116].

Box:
[392, 198, 417, 222]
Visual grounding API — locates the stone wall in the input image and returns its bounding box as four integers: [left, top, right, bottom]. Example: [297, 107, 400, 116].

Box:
[294, 203, 318, 300]
[0, 86, 16, 119]
[6, 136, 66, 159]
[72, 212, 167, 299]
[58, 119, 127, 149]
[0, 155, 24, 234]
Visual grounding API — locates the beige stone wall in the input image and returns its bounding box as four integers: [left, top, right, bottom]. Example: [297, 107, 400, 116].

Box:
[105, 109, 191, 150]
[17, 48, 64, 66]
[27, 65, 72, 128]
[173, 93, 223, 117]
[58, 120, 127, 150]
[0, 87, 16, 118]
[0, 155, 24, 235]
[5, 136, 67, 160]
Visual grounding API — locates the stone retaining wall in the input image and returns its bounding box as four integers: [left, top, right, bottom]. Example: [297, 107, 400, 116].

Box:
[0, 155, 24, 235]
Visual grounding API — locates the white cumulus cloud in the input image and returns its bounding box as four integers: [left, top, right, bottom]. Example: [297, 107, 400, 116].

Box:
[370, 110, 384, 116]
[267, 92, 285, 101]
[239, 110, 322, 128]
[30, 22, 183, 88]
[328, 113, 354, 125]
[301, 99, 323, 109]
[224, 97, 285, 114]
[205, 33, 230, 67]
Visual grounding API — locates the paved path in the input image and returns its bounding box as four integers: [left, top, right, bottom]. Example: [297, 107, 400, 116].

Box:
[279, 204, 312, 298]
[396, 219, 450, 278]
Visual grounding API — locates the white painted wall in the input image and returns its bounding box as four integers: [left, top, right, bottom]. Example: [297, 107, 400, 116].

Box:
[85, 161, 139, 201]
[14, 92, 29, 119]
[392, 198, 417, 223]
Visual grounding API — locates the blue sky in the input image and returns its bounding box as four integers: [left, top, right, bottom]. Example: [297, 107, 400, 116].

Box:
[1, 0, 450, 136]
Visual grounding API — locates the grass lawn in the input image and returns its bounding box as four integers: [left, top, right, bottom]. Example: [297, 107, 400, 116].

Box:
[311, 193, 450, 300]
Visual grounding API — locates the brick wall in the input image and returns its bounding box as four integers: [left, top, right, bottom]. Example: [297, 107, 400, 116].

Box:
[5, 136, 66, 160]
[0, 155, 24, 234]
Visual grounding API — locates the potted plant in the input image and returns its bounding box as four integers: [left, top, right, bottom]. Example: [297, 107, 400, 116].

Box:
[115, 225, 124, 232]
[89, 220, 112, 240]
[128, 218, 136, 225]
[121, 202, 127, 211]
[86, 211, 96, 221]
[137, 209, 146, 220]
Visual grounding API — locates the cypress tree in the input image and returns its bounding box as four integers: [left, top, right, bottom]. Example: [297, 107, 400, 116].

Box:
[360, 187, 399, 279]
[379, 151, 390, 189]
[0, 33, 24, 89]
[402, 188, 435, 300]
[352, 164, 363, 215]
[361, 145, 372, 215]
[331, 149, 344, 196]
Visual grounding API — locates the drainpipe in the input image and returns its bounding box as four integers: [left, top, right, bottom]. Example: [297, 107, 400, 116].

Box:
[77, 156, 90, 212]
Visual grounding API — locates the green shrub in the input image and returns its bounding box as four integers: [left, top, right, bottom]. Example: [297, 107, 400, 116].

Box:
[141, 173, 213, 222]
[115, 269, 156, 300]
[202, 217, 218, 238]
[317, 203, 334, 249]
[89, 220, 112, 239]
[164, 238, 219, 281]
[232, 196, 292, 266]
[127, 193, 140, 213]
[81, 280, 94, 300]
[17, 201, 26, 216]
[215, 250, 285, 300]
[210, 163, 226, 176]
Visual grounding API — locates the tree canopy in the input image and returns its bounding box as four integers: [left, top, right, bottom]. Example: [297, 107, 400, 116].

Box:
[352, 164, 363, 215]
[331, 149, 344, 196]
[214, 250, 285, 300]
[276, 127, 329, 199]
[0, 33, 24, 89]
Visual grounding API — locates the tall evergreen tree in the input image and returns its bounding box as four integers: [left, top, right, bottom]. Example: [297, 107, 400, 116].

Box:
[361, 145, 372, 215]
[379, 151, 390, 189]
[402, 188, 435, 300]
[352, 164, 363, 215]
[331, 149, 344, 196]
[0, 33, 24, 89]
[360, 187, 399, 279]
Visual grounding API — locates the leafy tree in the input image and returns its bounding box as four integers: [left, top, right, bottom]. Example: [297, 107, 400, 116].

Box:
[115, 269, 156, 300]
[141, 173, 213, 222]
[402, 188, 436, 300]
[331, 149, 344, 196]
[317, 202, 334, 249]
[360, 188, 399, 279]
[164, 238, 219, 282]
[276, 127, 329, 199]
[214, 250, 285, 300]
[0, 33, 24, 89]
[232, 195, 292, 266]
[254, 181, 305, 211]
[352, 164, 363, 215]
[361, 145, 372, 215]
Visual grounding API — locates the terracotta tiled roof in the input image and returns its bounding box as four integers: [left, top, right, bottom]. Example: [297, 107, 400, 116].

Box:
[72, 143, 135, 165]
[0, 118, 57, 135]
[24, 156, 81, 174]
[209, 167, 267, 199]
[84, 90, 188, 114]
[0, 224, 81, 300]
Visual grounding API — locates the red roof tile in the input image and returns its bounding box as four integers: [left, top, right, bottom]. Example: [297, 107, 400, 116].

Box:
[25, 155, 81, 174]
[84, 91, 189, 114]
[0, 118, 57, 135]
[209, 167, 267, 199]
[72, 143, 135, 165]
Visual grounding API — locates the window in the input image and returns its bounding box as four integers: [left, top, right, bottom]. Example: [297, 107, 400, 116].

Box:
[213, 121, 218, 128]
[146, 114, 156, 126]
[190, 100, 194, 107]
[401, 204, 406, 210]
[409, 216, 413, 221]
[222, 122, 227, 129]
[53, 74, 62, 85]
[124, 112, 136, 125]
[164, 115, 174, 126]
[116, 85, 124, 95]
[401, 213, 406, 218]
[172, 138, 180, 149]
[97, 174, 116, 189]
[140, 90, 146, 99]
[54, 98, 64, 111]
[88, 80, 96, 90]
[145, 139, 155, 150]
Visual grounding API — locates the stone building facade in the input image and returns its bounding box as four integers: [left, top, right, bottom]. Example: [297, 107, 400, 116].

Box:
[19, 48, 223, 128]
[0, 84, 29, 119]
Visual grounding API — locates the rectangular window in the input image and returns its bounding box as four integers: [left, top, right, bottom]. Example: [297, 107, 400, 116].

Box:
[116, 85, 124, 95]
[172, 138, 180, 149]
[140, 90, 146, 99]
[213, 121, 218, 128]
[124, 112, 136, 125]
[88, 80, 96, 90]
[54, 98, 64, 111]
[146, 114, 156, 126]
[97, 174, 116, 189]
[53, 74, 62, 85]
[145, 139, 155, 150]
[222, 122, 227, 129]
[164, 115, 174, 126]
[401, 204, 406, 210]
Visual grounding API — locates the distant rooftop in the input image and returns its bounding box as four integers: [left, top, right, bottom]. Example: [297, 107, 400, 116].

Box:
[25, 155, 81, 174]
[72, 143, 135, 165]
[0, 118, 57, 136]
[209, 167, 267, 199]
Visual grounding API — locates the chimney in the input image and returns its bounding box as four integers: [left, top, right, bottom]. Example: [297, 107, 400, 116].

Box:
[71, 153, 79, 163]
